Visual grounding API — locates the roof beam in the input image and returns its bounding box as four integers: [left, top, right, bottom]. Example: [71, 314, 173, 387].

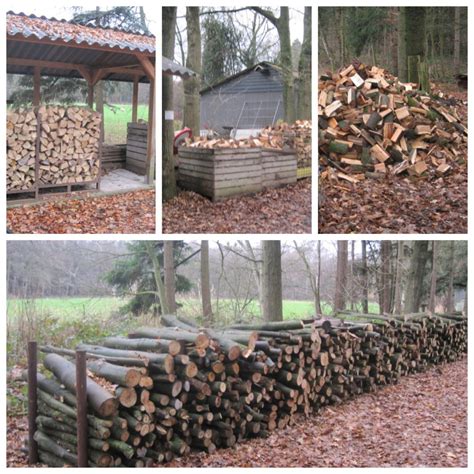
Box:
[135, 54, 155, 82]
[8, 57, 147, 83]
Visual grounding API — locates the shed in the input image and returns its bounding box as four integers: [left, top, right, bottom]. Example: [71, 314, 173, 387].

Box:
[6, 11, 156, 184]
[200, 62, 285, 135]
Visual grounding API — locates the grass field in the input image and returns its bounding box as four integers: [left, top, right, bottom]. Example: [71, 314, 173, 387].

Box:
[103, 104, 149, 144]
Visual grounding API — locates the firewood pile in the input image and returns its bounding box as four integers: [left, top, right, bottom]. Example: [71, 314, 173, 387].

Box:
[318, 63, 467, 185]
[27, 312, 466, 467]
[184, 121, 312, 169]
[7, 109, 37, 191]
[38, 106, 101, 185]
[6, 106, 101, 192]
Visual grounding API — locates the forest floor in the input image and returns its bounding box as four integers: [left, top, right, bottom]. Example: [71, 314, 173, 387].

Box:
[319, 87, 467, 234]
[167, 358, 467, 468]
[7, 189, 155, 234]
[6, 358, 467, 467]
[163, 178, 311, 234]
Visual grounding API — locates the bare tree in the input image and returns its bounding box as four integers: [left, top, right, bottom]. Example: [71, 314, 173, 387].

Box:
[293, 241, 323, 317]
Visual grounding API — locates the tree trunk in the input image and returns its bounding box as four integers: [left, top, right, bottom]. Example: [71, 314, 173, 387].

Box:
[334, 241, 348, 312]
[398, 7, 407, 81]
[261, 241, 283, 322]
[183, 7, 201, 136]
[162, 7, 177, 201]
[297, 7, 311, 120]
[446, 241, 455, 312]
[453, 7, 461, 74]
[393, 241, 403, 314]
[428, 241, 438, 312]
[163, 241, 176, 314]
[381, 241, 391, 314]
[144, 241, 169, 315]
[316, 241, 323, 316]
[201, 240, 213, 325]
[404, 241, 429, 313]
[252, 7, 295, 122]
[404, 7, 429, 90]
[350, 241, 355, 311]
[361, 240, 369, 313]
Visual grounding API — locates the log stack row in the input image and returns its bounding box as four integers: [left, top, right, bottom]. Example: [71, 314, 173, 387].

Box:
[6, 106, 101, 192]
[38, 106, 101, 185]
[7, 108, 37, 191]
[28, 312, 466, 467]
[318, 62, 467, 185]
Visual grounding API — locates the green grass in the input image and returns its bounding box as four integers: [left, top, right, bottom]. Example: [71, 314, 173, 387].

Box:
[7, 296, 126, 321]
[103, 104, 149, 144]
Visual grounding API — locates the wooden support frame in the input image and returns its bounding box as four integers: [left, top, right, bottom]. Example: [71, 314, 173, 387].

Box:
[33, 67, 41, 106]
[27, 341, 38, 465]
[145, 79, 155, 185]
[132, 76, 139, 122]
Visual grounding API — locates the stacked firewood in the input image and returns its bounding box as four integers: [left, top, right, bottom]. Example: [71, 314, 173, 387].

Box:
[7, 108, 37, 191]
[184, 120, 312, 170]
[28, 312, 466, 467]
[318, 63, 467, 185]
[38, 106, 101, 185]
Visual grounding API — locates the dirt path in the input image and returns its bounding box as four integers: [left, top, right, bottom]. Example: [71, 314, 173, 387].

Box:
[167, 359, 467, 468]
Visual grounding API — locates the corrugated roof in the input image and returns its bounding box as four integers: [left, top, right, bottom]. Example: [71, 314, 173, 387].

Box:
[7, 12, 155, 54]
[162, 57, 197, 78]
[200, 62, 281, 94]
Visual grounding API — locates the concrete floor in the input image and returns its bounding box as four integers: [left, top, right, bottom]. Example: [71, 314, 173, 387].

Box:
[98, 168, 150, 192]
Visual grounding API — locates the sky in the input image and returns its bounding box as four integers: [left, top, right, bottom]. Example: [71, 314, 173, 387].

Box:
[174, 6, 305, 64]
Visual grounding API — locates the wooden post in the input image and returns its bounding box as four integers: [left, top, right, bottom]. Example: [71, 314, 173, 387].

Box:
[132, 76, 139, 122]
[145, 79, 155, 185]
[75, 350, 88, 467]
[87, 83, 94, 109]
[33, 67, 41, 106]
[27, 341, 38, 465]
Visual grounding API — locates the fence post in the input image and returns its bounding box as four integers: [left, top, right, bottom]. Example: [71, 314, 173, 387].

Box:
[75, 350, 88, 467]
[27, 341, 38, 464]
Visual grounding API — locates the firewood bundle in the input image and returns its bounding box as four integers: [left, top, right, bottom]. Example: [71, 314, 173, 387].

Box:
[28, 312, 466, 467]
[318, 63, 467, 185]
[260, 120, 312, 168]
[6, 108, 37, 191]
[38, 106, 101, 185]
[184, 120, 312, 170]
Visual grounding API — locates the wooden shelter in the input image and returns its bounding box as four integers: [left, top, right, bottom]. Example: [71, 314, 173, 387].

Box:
[6, 12, 156, 184]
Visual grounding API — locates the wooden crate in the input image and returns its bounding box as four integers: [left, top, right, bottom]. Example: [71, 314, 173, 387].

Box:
[102, 144, 126, 171]
[261, 148, 297, 188]
[179, 148, 262, 201]
[178, 147, 297, 201]
[126, 122, 147, 175]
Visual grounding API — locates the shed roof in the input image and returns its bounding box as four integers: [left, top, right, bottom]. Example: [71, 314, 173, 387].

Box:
[200, 61, 282, 94]
[7, 12, 155, 83]
[162, 57, 197, 78]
